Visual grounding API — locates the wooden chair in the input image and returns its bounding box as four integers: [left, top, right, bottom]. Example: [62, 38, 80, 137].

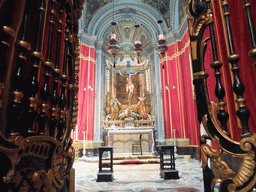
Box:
[132, 134, 143, 155]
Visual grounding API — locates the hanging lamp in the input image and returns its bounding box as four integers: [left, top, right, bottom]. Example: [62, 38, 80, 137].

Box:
[134, 24, 143, 64]
[107, 2, 120, 68]
[133, 9, 142, 64]
[156, 34, 168, 69]
[107, 24, 120, 68]
[155, 1, 168, 69]
[134, 40, 143, 64]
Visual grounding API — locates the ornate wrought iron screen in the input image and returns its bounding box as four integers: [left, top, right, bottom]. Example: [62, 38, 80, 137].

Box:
[188, 0, 256, 191]
[0, 0, 83, 191]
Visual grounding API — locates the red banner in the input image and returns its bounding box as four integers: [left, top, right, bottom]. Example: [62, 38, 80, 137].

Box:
[77, 44, 96, 140]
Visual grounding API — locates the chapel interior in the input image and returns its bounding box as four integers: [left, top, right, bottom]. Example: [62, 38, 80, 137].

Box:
[0, 0, 256, 191]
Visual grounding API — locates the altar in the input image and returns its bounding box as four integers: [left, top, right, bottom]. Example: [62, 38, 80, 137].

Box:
[107, 128, 154, 154]
[103, 57, 155, 154]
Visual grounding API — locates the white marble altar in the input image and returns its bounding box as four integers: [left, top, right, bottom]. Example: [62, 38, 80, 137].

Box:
[107, 128, 154, 154]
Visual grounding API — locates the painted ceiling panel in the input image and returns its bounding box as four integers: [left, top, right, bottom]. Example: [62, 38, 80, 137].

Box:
[104, 19, 152, 55]
[83, 0, 172, 30]
[178, 0, 187, 24]
[138, 0, 170, 28]
[84, 0, 114, 29]
[81, 0, 188, 54]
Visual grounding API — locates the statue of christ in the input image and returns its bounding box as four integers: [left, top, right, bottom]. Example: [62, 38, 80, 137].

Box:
[117, 70, 139, 104]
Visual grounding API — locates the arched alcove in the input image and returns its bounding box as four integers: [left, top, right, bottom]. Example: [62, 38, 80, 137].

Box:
[80, 1, 171, 56]
[78, 0, 196, 152]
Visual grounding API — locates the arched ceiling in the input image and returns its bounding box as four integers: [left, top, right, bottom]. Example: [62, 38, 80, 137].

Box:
[83, 0, 172, 30]
[80, 0, 188, 55]
[104, 19, 153, 55]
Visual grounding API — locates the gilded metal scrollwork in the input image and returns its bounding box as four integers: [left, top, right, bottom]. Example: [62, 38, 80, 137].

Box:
[0, 0, 84, 191]
[201, 144, 235, 179]
[202, 111, 256, 191]
[0, 134, 73, 191]
[187, 0, 256, 191]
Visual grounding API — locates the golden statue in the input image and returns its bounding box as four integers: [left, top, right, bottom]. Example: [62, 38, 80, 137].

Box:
[110, 95, 121, 120]
[137, 93, 147, 119]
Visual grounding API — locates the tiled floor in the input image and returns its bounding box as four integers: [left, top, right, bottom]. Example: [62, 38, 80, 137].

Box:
[73, 157, 204, 192]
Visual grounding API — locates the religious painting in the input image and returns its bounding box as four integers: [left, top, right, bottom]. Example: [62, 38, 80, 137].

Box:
[140, 34, 146, 43]
[138, 0, 171, 29]
[124, 27, 131, 39]
[84, 0, 115, 29]
[178, 0, 188, 25]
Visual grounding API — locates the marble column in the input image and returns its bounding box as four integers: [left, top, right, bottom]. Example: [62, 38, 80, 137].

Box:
[153, 50, 165, 143]
[94, 41, 104, 144]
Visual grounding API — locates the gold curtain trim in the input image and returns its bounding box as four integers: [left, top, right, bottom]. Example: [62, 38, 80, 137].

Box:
[79, 54, 96, 63]
[161, 41, 190, 63]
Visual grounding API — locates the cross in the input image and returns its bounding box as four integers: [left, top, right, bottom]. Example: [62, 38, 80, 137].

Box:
[113, 61, 143, 74]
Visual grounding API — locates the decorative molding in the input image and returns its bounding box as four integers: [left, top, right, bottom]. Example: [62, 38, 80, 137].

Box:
[96, 41, 104, 50]
[165, 16, 189, 45]
[78, 30, 97, 46]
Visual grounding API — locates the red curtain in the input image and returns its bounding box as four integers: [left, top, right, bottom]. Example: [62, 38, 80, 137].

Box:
[161, 30, 200, 146]
[37, 2, 66, 134]
[77, 44, 96, 140]
[204, 0, 256, 141]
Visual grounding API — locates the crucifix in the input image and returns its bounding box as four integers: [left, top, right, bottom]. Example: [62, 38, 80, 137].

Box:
[114, 61, 143, 105]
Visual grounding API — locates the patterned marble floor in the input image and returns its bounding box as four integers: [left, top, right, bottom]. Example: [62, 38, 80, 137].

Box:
[73, 158, 204, 192]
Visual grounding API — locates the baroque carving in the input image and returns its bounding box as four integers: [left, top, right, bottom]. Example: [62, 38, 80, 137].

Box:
[201, 144, 235, 179]
[0, 135, 74, 191]
[201, 115, 256, 191]
[187, 0, 256, 191]
[0, 0, 83, 191]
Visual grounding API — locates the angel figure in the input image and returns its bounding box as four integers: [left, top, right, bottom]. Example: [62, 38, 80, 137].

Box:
[110, 95, 121, 120]
[137, 93, 147, 119]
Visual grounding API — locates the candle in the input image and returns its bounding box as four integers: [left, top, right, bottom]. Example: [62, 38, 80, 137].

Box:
[173, 129, 177, 154]
[83, 131, 86, 157]
[111, 34, 116, 40]
[71, 129, 73, 139]
[135, 40, 141, 44]
[159, 34, 164, 40]
[83, 131, 86, 158]
[76, 125, 78, 140]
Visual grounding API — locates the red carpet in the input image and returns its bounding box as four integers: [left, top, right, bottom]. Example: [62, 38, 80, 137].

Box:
[121, 160, 142, 164]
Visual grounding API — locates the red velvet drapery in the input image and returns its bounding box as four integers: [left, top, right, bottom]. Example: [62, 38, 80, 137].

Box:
[37, 2, 66, 134]
[161, 30, 200, 146]
[77, 44, 96, 140]
[204, 0, 256, 141]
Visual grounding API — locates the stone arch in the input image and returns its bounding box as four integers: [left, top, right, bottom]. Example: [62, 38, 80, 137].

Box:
[86, 1, 169, 41]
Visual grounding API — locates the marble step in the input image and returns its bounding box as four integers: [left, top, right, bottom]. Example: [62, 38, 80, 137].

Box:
[79, 154, 189, 164]
[105, 154, 159, 160]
